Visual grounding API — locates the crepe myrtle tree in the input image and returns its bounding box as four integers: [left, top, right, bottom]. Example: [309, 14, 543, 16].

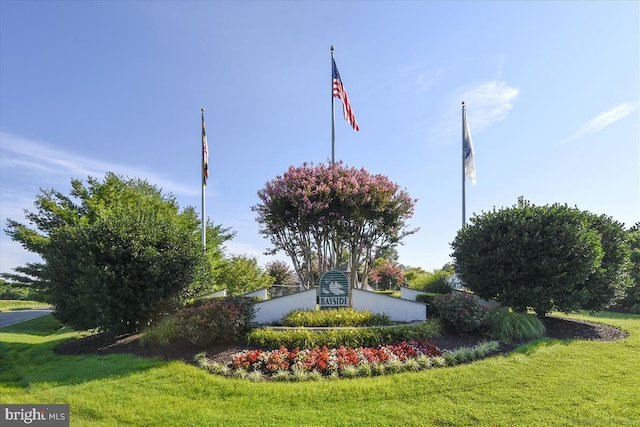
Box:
[265, 260, 295, 286]
[253, 162, 417, 289]
[370, 258, 406, 291]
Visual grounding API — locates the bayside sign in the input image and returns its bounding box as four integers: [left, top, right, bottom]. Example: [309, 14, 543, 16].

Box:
[319, 270, 350, 309]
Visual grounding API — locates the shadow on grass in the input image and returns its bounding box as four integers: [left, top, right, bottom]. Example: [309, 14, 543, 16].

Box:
[1, 316, 165, 390]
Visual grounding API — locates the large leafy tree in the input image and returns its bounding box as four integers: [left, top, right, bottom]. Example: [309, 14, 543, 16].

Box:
[451, 199, 630, 315]
[215, 254, 275, 295]
[253, 162, 417, 289]
[4, 173, 231, 332]
[617, 223, 640, 312]
[579, 213, 632, 309]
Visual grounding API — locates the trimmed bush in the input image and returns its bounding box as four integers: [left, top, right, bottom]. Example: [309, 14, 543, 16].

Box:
[282, 308, 392, 327]
[485, 308, 546, 342]
[247, 319, 441, 350]
[174, 296, 256, 346]
[433, 292, 489, 333]
[451, 200, 630, 315]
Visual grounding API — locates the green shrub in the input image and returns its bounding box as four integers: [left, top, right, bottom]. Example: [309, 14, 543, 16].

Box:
[433, 292, 489, 333]
[485, 308, 546, 342]
[377, 320, 442, 343]
[174, 296, 255, 346]
[415, 292, 442, 318]
[422, 270, 453, 294]
[281, 308, 392, 327]
[617, 224, 640, 313]
[452, 200, 630, 316]
[248, 327, 379, 349]
[247, 319, 441, 350]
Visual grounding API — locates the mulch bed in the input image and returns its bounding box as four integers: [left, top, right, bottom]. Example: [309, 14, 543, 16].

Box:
[54, 315, 629, 365]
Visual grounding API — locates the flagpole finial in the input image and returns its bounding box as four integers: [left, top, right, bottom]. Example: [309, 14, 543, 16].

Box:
[462, 101, 465, 107]
[201, 108, 205, 113]
[330, 45, 335, 52]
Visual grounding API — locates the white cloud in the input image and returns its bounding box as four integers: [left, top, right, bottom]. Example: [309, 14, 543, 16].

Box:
[415, 68, 445, 95]
[0, 131, 200, 274]
[0, 132, 198, 197]
[428, 80, 520, 145]
[0, 240, 42, 274]
[365, 62, 443, 98]
[458, 81, 520, 131]
[563, 102, 639, 144]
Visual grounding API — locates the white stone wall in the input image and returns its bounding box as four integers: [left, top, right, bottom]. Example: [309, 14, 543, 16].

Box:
[201, 289, 227, 298]
[253, 289, 317, 325]
[352, 289, 426, 322]
[399, 286, 422, 301]
[244, 288, 268, 301]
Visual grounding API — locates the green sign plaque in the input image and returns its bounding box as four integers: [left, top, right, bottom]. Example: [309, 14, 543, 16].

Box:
[319, 270, 350, 309]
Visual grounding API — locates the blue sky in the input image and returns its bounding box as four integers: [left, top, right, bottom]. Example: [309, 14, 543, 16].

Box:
[1, 1, 638, 275]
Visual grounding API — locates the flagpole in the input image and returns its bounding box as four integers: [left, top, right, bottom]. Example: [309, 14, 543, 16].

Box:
[462, 101, 466, 228]
[201, 108, 207, 252]
[331, 46, 336, 166]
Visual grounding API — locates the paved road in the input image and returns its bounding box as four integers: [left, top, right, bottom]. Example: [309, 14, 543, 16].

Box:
[0, 308, 53, 328]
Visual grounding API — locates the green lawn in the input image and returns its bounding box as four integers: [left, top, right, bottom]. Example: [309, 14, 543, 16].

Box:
[0, 299, 50, 311]
[1, 313, 639, 426]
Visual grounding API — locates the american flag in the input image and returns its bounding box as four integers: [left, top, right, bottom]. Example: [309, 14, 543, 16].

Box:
[332, 58, 359, 132]
[202, 113, 209, 185]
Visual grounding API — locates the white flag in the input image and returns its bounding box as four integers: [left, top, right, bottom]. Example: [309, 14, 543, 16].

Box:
[463, 110, 477, 185]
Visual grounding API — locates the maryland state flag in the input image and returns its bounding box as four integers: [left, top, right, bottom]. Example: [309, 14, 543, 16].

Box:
[201, 110, 209, 186]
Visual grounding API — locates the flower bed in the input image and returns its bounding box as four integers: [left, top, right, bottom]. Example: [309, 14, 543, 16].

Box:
[195, 340, 500, 381]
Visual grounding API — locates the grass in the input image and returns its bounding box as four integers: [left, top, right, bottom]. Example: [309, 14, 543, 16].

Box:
[1, 313, 639, 426]
[485, 308, 546, 342]
[0, 299, 50, 311]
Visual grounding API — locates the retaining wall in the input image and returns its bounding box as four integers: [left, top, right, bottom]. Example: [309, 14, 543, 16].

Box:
[253, 289, 317, 324]
[352, 289, 427, 322]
